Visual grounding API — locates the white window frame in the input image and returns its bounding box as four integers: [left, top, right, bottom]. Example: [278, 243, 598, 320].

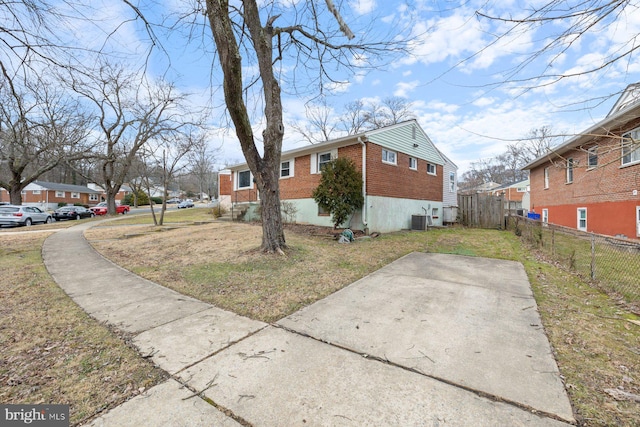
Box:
[427, 163, 436, 175]
[587, 146, 598, 169]
[577, 208, 587, 231]
[622, 127, 640, 166]
[236, 170, 253, 190]
[516, 187, 526, 192]
[449, 171, 455, 193]
[382, 149, 397, 165]
[71, 192, 80, 199]
[409, 157, 417, 170]
[566, 158, 574, 184]
[32, 189, 41, 195]
[544, 167, 549, 189]
[280, 159, 294, 178]
[89, 194, 99, 202]
[542, 209, 548, 224]
[55, 191, 65, 198]
[318, 152, 332, 171]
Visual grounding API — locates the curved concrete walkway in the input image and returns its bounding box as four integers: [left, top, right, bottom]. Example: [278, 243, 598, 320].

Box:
[43, 222, 576, 426]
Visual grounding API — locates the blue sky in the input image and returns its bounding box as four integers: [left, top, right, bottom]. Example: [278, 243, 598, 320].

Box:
[55, 0, 640, 175]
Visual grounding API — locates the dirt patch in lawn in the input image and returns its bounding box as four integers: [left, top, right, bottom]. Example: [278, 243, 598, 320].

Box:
[0, 233, 167, 425]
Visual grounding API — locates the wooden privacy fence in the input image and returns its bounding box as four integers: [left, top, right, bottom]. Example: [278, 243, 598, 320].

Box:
[458, 194, 505, 229]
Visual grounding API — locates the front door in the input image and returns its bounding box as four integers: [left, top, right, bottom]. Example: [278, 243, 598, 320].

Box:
[636, 206, 640, 237]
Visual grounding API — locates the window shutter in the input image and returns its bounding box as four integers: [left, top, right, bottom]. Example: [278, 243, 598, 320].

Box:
[310, 153, 317, 174]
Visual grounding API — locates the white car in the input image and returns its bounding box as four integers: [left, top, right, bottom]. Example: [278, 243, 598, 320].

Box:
[0, 205, 53, 227]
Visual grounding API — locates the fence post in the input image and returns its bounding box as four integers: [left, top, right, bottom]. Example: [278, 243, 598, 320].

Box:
[590, 233, 596, 280]
[551, 228, 555, 256]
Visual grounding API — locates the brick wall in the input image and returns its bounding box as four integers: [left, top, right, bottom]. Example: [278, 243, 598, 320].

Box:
[231, 141, 443, 203]
[530, 123, 640, 237]
[366, 143, 443, 201]
[219, 173, 233, 196]
[531, 136, 640, 208]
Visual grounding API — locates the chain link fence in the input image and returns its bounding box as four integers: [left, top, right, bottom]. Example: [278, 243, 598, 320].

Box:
[507, 215, 640, 308]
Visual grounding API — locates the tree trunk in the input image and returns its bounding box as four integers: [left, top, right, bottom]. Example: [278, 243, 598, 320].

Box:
[205, 0, 287, 253]
[9, 185, 23, 205]
[256, 165, 286, 252]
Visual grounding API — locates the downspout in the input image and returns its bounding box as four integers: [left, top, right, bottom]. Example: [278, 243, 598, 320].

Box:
[358, 136, 368, 232]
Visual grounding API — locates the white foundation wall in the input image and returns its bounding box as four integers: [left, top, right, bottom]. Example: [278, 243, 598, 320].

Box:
[365, 196, 443, 233]
[274, 197, 442, 233]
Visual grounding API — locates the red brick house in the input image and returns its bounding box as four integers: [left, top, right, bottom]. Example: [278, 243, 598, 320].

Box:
[523, 85, 640, 239]
[0, 181, 102, 209]
[227, 120, 445, 232]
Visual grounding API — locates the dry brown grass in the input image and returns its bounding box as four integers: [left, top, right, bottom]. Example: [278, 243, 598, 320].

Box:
[0, 232, 166, 426]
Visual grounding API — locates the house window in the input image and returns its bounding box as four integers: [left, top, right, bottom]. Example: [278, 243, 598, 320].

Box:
[449, 172, 455, 192]
[622, 128, 640, 165]
[89, 194, 99, 202]
[542, 209, 549, 224]
[427, 163, 436, 175]
[409, 157, 417, 170]
[544, 167, 550, 189]
[577, 208, 587, 231]
[318, 204, 329, 216]
[566, 158, 574, 183]
[71, 192, 80, 199]
[32, 190, 41, 195]
[318, 152, 332, 171]
[587, 146, 598, 169]
[382, 149, 397, 165]
[517, 187, 526, 192]
[280, 160, 293, 178]
[55, 191, 65, 197]
[237, 170, 252, 189]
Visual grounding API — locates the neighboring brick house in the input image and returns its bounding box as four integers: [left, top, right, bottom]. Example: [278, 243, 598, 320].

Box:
[227, 120, 445, 233]
[0, 181, 102, 210]
[523, 84, 640, 239]
[490, 179, 530, 210]
[86, 183, 132, 204]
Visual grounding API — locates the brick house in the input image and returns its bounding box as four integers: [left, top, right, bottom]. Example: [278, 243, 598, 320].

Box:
[490, 179, 530, 211]
[227, 120, 445, 233]
[523, 84, 640, 239]
[0, 181, 102, 210]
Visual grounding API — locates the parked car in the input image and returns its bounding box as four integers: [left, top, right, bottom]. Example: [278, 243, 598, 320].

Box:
[0, 205, 53, 227]
[90, 202, 130, 215]
[166, 198, 181, 204]
[53, 206, 95, 221]
[178, 200, 194, 209]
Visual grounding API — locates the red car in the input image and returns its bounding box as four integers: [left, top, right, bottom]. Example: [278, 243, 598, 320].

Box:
[90, 202, 130, 215]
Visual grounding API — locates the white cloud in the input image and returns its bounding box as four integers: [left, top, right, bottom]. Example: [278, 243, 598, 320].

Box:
[394, 80, 420, 97]
[350, 0, 376, 15]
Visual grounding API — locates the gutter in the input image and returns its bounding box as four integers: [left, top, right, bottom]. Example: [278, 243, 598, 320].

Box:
[358, 136, 368, 230]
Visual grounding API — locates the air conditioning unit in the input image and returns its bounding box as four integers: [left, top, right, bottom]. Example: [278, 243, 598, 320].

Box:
[411, 215, 427, 231]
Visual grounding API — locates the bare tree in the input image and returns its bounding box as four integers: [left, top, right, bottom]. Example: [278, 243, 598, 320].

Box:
[141, 129, 205, 225]
[290, 99, 339, 144]
[188, 142, 219, 201]
[339, 99, 369, 135]
[200, 0, 407, 253]
[70, 65, 191, 215]
[0, 71, 92, 204]
[339, 96, 415, 134]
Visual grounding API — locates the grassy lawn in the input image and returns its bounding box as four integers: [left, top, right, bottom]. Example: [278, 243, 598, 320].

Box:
[2, 208, 638, 426]
[0, 232, 167, 426]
